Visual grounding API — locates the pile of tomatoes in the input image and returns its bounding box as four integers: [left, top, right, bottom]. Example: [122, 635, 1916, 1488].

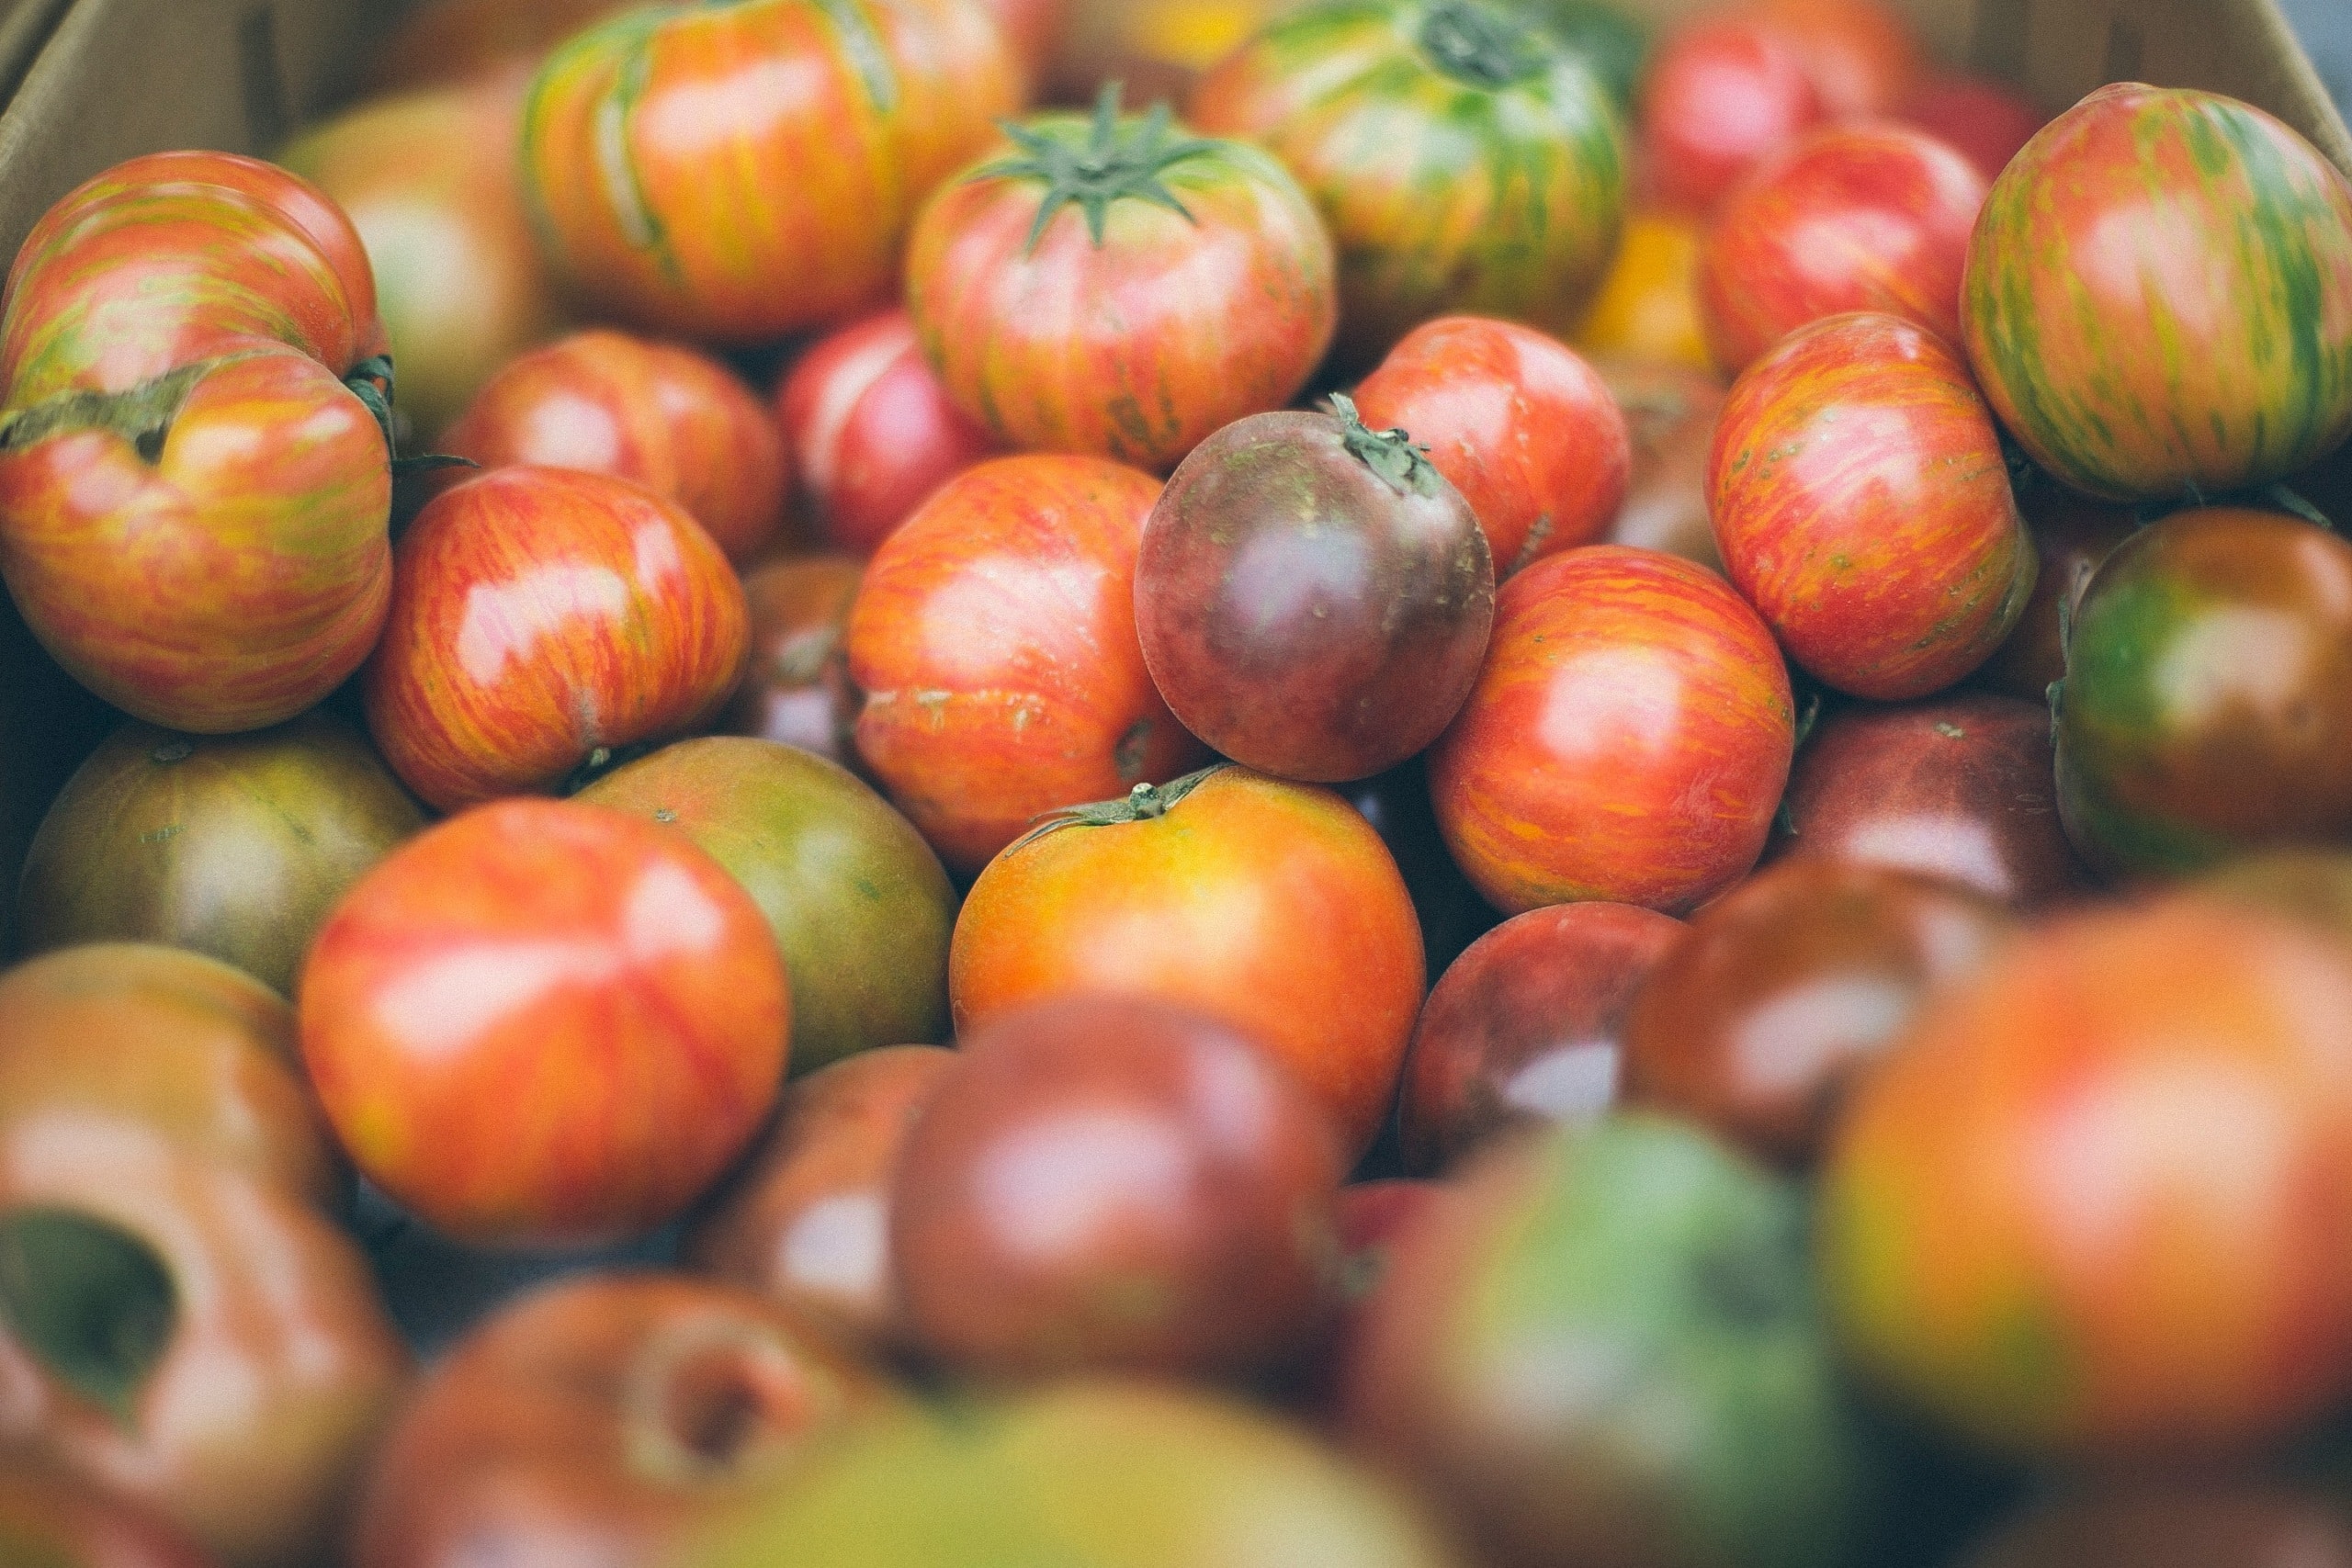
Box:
[5, 0, 2352, 1563]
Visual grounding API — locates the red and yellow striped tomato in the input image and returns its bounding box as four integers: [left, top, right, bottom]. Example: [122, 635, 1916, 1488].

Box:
[1428, 545, 1794, 916]
[1962, 83, 2352, 503]
[1707, 312, 2034, 700]
[522, 0, 1020, 344]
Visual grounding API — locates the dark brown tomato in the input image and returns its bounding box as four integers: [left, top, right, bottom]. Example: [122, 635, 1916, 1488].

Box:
[1623, 859, 2015, 1166]
[1963, 1487, 2352, 1568]
[1770, 694, 2091, 912]
[1400, 903, 1684, 1176]
[1135, 402, 1495, 783]
[0, 1461, 214, 1568]
[890, 996, 1344, 1383]
[1600, 358, 1726, 573]
[719, 554, 864, 771]
[1973, 490, 2138, 703]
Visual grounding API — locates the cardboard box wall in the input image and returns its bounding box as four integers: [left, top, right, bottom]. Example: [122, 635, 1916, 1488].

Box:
[0, 0, 2342, 952]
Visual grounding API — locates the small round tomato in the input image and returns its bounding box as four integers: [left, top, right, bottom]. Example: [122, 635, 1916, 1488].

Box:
[906, 92, 1333, 471]
[1962, 84, 2352, 502]
[1708, 312, 2035, 700]
[1639, 16, 1824, 216]
[443, 330, 788, 563]
[720, 554, 863, 769]
[1573, 209, 1713, 372]
[1901, 72, 2044, 182]
[1135, 402, 1494, 783]
[1353, 316, 1632, 575]
[1756, 0, 1922, 118]
[298, 798, 790, 1248]
[950, 766, 1424, 1159]
[361, 466, 750, 812]
[776, 309, 996, 557]
[1429, 545, 1795, 916]
[1601, 357, 1726, 570]
[1973, 489, 2137, 704]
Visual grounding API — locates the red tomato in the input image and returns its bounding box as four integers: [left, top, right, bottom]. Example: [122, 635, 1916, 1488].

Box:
[1707, 312, 2034, 700]
[1699, 123, 1986, 375]
[1756, 0, 1923, 118]
[1352, 316, 1632, 576]
[1640, 16, 1826, 215]
[1428, 545, 1795, 916]
[443, 330, 789, 563]
[1902, 72, 2044, 182]
[846, 454, 1204, 874]
[721, 553, 865, 770]
[299, 798, 790, 1248]
[776, 309, 996, 557]
[361, 467, 749, 813]
[949, 766, 1425, 1160]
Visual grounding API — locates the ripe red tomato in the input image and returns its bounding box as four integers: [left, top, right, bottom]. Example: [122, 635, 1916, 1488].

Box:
[443, 329, 789, 563]
[1755, 0, 1922, 118]
[905, 93, 1334, 471]
[1901, 72, 2044, 182]
[1353, 316, 1632, 575]
[846, 454, 1204, 874]
[1639, 16, 1825, 215]
[776, 309, 996, 557]
[299, 798, 790, 1248]
[522, 0, 1020, 342]
[1429, 545, 1795, 916]
[361, 466, 750, 812]
[1708, 312, 2034, 700]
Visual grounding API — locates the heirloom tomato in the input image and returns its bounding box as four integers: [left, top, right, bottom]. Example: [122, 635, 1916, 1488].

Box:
[905, 90, 1333, 471]
[1973, 489, 2136, 703]
[2054, 507, 2352, 880]
[1902, 73, 2044, 182]
[1354, 316, 1631, 574]
[1135, 400, 1494, 783]
[444, 330, 788, 562]
[1708, 312, 2034, 700]
[361, 466, 749, 812]
[1821, 896, 2352, 1456]
[949, 766, 1424, 1160]
[1572, 210, 1712, 372]
[1193, 0, 1626, 366]
[522, 0, 1020, 342]
[1428, 545, 1795, 916]
[1962, 84, 2352, 502]
[298, 798, 790, 1248]
[1638, 16, 1824, 215]
[1755, 0, 1921, 118]
[0, 1462, 211, 1568]
[1510, 0, 1648, 108]
[721, 554, 863, 768]
[847, 455, 1203, 874]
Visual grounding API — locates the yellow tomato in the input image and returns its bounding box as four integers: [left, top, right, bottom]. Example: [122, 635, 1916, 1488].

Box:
[1575, 211, 1713, 374]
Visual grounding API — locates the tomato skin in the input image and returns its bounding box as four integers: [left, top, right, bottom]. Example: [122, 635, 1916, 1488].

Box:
[0, 1464, 212, 1568]
[1601, 357, 1726, 571]
[367, 0, 636, 93]
[1191, 0, 1626, 367]
[1973, 489, 2136, 704]
[1819, 897, 2352, 1457]
[1901, 72, 2044, 183]
[444, 330, 788, 563]
[1708, 312, 2034, 700]
[522, 0, 1019, 343]
[1429, 545, 1795, 916]
[1962, 84, 2352, 502]
[949, 767, 1425, 1160]
[1639, 17, 1824, 216]
[1965, 1486, 2352, 1568]
[1755, 0, 1921, 118]
[1353, 316, 1631, 575]
[720, 554, 864, 769]
[360, 466, 749, 813]
[847, 455, 1204, 874]
[299, 798, 790, 1248]
[1573, 210, 1712, 373]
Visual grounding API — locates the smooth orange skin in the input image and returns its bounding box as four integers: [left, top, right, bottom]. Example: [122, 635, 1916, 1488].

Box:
[1824, 897, 2352, 1459]
[361, 466, 749, 813]
[1428, 545, 1794, 916]
[1353, 316, 1631, 577]
[949, 767, 1425, 1160]
[299, 799, 790, 1248]
[847, 455, 1204, 874]
[1574, 210, 1713, 374]
[444, 330, 789, 563]
[522, 0, 1020, 343]
[1707, 312, 2034, 700]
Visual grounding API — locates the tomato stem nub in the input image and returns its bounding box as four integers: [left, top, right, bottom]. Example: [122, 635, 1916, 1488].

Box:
[1329, 393, 1442, 497]
[1004, 762, 1229, 852]
[978, 83, 1223, 254]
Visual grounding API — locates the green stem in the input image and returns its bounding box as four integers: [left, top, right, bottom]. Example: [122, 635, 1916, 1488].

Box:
[1005, 762, 1229, 853]
[1418, 1, 1544, 90]
[1330, 392, 1442, 498]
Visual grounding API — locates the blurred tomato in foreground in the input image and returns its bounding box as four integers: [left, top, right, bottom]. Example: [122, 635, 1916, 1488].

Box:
[1962, 1484, 2352, 1568]
[0, 1461, 214, 1568]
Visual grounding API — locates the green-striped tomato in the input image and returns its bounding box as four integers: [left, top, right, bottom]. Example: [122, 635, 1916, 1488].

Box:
[1962, 84, 2352, 503]
[1191, 0, 1627, 367]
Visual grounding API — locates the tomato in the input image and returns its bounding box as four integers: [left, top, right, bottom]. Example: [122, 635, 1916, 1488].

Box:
[1573, 210, 1713, 373]
[1902, 72, 2045, 183]
[1600, 357, 1725, 570]
[1193, 0, 1626, 366]
[1820, 896, 2352, 1456]
[1972, 488, 2136, 704]
[721, 554, 864, 770]
[1353, 316, 1632, 575]
[367, 0, 636, 93]
[1965, 1486, 2352, 1568]
[906, 92, 1333, 471]
[360, 466, 749, 813]
[1343, 759, 1502, 977]
[1755, 0, 1921, 118]
[2054, 507, 2352, 879]
[847, 455, 1204, 874]
[1135, 403, 1494, 783]
[1045, 0, 1295, 107]
[18, 714, 424, 998]
[1699, 123, 1986, 376]
[1429, 545, 1795, 916]
[298, 798, 789, 1248]
[522, 0, 1020, 343]
[1509, 0, 1648, 108]
[1709, 312, 2034, 700]
[444, 330, 789, 563]
[1962, 85, 2352, 502]
[1638, 16, 1824, 216]
[777, 310, 996, 557]
[949, 766, 1424, 1159]
[0, 1462, 211, 1568]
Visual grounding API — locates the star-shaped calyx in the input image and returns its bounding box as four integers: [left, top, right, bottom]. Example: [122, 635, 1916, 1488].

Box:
[1330, 393, 1442, 499]
[974, 83, 1224, 254]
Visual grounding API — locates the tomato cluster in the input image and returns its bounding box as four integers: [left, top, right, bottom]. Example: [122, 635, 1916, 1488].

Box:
[6, 0, 2352, 1563]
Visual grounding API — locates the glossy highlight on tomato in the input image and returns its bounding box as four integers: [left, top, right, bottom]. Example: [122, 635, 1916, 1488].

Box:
[1639, 15, 1824, 216]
